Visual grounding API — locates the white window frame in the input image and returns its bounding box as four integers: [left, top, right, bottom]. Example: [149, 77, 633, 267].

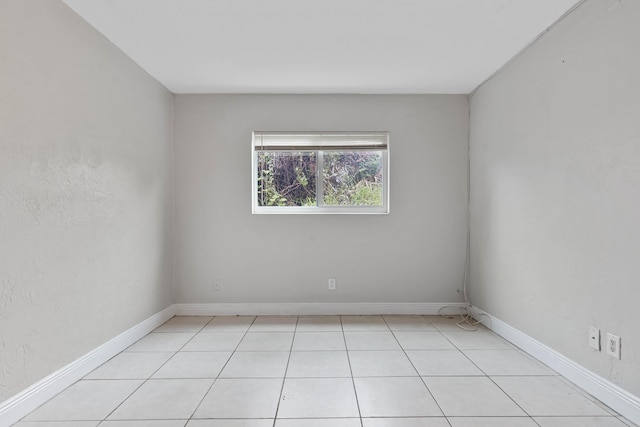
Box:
[252, 131, 389, 214]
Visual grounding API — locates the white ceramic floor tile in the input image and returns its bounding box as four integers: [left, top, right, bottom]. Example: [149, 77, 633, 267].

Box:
[406, 350, 483, 376]
[423, 376, 526, 417]
[349, 350, 417, 377]
[152, 351, 231, 378]
[277, 378, 359, 418]
[187, 420, 273, 427]
[108, 379, 213, 420]
[181, 332, 244, 352]
[448, 417, 538, 427]
[201, 316, 256, 332]
[154, 316, 213, 333]
[344, 331, 401, 350]
[19, 313, 634, 427]
[362, 418, 451, 427]
[392, 332, 455, 350]
[286, 351, 352, 378]
[101, 421, 188, 427]
[534, 417, 630, 426]
[24, 380, 142, 421]
[292, 332, 346, 351]
[441, 330, 512, 350]
[463, 349, 554, 376]
[277, 420, 361, 427]
[126, 333, 195, 352]
[219, 351, 289, 378]
[15, 422, 99, 427]
[354, 377, 442, 417]
[383, 315, 437, 331]
[555, 376, 621, 415]
[193, 378, 282, 419]
[492, 376, 611, 416]
[341, 315, 389, 331]
[296, 316, 343, 332]
[236, 332, 294, 351]
[84, 352, 173, 379]
[249, 316, 298, 332]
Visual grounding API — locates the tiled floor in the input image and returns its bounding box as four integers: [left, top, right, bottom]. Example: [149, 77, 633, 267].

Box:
[14, 315, 637, 427]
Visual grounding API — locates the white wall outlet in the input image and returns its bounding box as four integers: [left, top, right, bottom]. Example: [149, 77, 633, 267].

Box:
[213, 280, 221, 291]
[606, 333, 621, 359]
[588, 326, 600, 351]
[328, 278, 336, 290]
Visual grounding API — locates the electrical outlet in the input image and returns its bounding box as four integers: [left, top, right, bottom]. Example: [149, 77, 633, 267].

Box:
[606, 333, 621, 359]
[213, 280, 221, 292]
[588, 326, 600, 351]
[328, 278, 336, 290]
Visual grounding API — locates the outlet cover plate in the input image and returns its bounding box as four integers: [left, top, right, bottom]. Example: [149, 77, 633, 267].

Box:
[328, 278, 336, 290]
[606, 333, 621, 359]
[588, 326, 600, 351]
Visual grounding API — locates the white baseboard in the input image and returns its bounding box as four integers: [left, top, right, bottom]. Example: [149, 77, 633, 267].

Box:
[174, 302, 466, 316]
[0, 305, 175, 427]
[473, 306, 640, 426]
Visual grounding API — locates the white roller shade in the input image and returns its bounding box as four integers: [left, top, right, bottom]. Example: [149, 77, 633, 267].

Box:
[253, 131, 389, 151]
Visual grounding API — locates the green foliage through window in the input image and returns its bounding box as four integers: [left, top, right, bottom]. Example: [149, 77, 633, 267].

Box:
[257, 151, 316, 207]
[253, 132, 388, 213]
[322, 151, 382, 206]
[257, 150, 382, 208]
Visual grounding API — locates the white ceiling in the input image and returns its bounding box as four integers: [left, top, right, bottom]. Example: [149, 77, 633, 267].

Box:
[62, 0, 582, 94]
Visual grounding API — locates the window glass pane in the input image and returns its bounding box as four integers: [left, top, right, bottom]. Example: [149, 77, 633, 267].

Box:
[257, 151, 316, 206]
[322, 151, 383, 206]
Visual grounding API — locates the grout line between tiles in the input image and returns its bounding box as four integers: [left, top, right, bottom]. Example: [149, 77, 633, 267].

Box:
[271, 315, 299, 426]
[186, 315, 258, 422]
[340, 316, 365, 427]
[383, 315, 450, 425]
[97, 317, 217, 423]
[427, 315, 537, 420]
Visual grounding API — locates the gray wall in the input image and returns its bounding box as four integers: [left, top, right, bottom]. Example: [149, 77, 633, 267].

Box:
[0, 1, 174, 401]
[469, 0, 640, 396]
[174, 95, 469, 304]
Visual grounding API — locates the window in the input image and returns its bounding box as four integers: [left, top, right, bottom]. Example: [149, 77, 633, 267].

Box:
[252, 131, 389, 214]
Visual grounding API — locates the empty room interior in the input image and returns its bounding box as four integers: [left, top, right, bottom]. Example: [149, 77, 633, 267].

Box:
[1, 0, 639, 426]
